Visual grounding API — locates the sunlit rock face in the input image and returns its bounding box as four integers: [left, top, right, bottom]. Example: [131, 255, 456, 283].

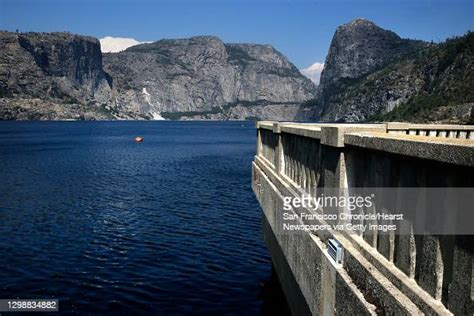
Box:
[102, 36, 316, 120]
[318, 18, 427, 91]
[309, 18, 433, 122]
[0, 32, 316, 120]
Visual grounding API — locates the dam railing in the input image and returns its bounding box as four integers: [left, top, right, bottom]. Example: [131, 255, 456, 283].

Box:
[386, 122, 474, 139]
[252, 121, 474, 315]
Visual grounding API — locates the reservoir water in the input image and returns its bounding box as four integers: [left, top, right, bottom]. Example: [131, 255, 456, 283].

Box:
[0, 121, 290, 315]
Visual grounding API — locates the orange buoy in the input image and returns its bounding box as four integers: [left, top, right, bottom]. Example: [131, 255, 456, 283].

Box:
[135, 136, 144, 143]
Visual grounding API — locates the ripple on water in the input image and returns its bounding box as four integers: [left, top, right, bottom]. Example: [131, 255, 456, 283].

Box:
[0, 121, 290, 315]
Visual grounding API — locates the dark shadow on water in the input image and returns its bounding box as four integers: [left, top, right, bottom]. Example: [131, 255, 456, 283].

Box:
[259, 266, 292, 316]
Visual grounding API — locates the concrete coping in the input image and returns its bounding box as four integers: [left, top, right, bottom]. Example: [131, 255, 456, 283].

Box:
[257, 121, 324, 137]
[320, 125, 387, 147]
[345, 131, 474, 167]
[280, 125, 322, 139]
[258, 121, 473, 132]
[257, 121, 387, 143]
[386, 122, 474, 131]
[256, 121, 474, 151]
[256, 121, 274, 130]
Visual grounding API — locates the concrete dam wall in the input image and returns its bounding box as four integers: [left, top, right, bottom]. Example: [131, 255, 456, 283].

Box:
[251, 121, 474, 315]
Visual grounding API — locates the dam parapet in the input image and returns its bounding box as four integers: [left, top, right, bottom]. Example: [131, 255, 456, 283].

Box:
[252, 121, 474, 315]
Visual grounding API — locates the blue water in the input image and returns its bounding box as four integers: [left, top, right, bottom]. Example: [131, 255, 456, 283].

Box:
[0, 121, 289, 315]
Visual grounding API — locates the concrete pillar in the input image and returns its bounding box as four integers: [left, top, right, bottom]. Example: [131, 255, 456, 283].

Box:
[374, 156, 395, 262]
[273, 122, 283, 175]
[448, 236, 473, 315]
[256, 124, 263, 156]
[319, 126, 347, 189]
[417, 235, 444, 300]
[394, 222, 416, 278]
[320, 255, 337, 315]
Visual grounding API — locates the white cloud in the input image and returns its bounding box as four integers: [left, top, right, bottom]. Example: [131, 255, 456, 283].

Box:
[99, 36, 151, 53]
[300, 62, 324, 85]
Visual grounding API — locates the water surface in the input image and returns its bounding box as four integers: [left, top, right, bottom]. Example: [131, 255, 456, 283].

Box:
[0, 121, 289, 315]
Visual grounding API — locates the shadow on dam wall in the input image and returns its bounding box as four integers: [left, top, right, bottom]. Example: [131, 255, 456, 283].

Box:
[253, 121, 474, 315]
[262, 216, 312, 316]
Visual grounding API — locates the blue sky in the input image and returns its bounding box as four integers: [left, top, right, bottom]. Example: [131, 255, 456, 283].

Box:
[1, 0, 473, 68]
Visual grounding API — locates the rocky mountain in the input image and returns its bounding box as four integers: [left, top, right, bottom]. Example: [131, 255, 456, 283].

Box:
[2, 20, 471, 123]
[318, 19, 428, 91]
[0, 31, 113, 120]
[102, 36, 316, 120]
[0, 32, 316, 120]
[308, 19, 473, 124]
[365, 32, 474, 124]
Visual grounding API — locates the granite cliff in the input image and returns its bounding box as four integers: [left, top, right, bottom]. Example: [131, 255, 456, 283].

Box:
[308, 19, 473, 124]
[318, 19, 427, 92]
[0, 32, 316, 120]
[0, 31, 113, 120]
[2, 21, 471, 123]
[103, 36, 316, 120]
